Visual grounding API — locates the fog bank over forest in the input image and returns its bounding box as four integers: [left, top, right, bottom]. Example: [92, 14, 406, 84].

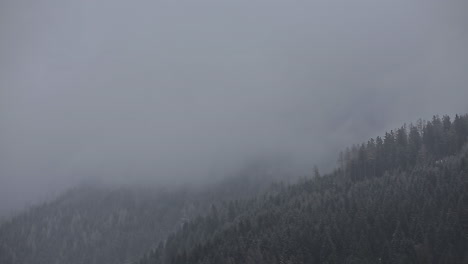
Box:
[1, 0, 467, 216]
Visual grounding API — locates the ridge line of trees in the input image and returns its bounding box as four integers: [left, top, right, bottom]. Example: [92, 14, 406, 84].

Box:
[136, 114, 468, 264]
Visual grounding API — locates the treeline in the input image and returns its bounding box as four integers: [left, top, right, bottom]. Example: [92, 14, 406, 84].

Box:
[340, 114, 468, 182]
[136, 114, 468, 264]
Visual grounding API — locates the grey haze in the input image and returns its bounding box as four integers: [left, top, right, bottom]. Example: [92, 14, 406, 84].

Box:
[1, 0, 467, 216]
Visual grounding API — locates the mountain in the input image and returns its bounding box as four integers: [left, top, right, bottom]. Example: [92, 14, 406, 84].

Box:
[135, 114, 468, 264]
[1, 114, 467, 264]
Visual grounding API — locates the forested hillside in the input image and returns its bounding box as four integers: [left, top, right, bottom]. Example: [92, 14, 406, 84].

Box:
[0, 162, 286, 264]
[136, 114, 468, 264]
[1, 114, 467, 264]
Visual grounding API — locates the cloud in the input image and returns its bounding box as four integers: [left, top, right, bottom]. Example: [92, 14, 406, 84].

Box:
[1, 0, 467, 215]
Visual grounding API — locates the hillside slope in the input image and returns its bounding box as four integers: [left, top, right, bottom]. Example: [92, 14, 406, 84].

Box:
[136, 114, 468, 264]
[1, 114, 467, 264]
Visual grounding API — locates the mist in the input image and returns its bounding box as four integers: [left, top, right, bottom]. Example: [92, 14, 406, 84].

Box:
[1, 0, 467, 216]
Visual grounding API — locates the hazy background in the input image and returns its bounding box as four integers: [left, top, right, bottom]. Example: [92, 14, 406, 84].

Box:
[1, 0, 467, 216]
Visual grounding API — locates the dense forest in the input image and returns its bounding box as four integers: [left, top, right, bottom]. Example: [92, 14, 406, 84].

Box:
[0, 163, 286, 264]
[136, 114, 468, 264]
[1, 114, 468, 264]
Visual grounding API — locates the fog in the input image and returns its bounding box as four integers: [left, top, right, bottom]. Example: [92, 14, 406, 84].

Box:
[1, 0, 467, 216]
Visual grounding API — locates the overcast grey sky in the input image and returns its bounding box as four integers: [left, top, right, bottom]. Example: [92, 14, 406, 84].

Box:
[1, 0, 467, 215]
